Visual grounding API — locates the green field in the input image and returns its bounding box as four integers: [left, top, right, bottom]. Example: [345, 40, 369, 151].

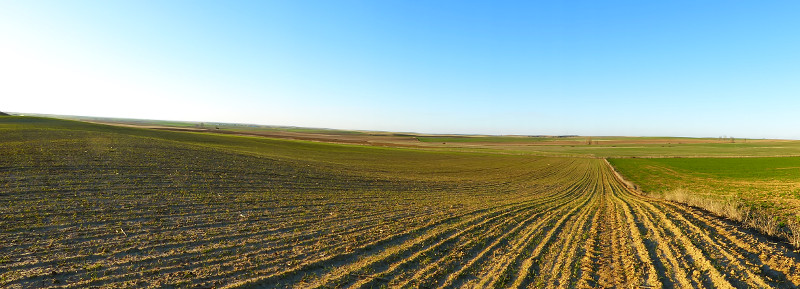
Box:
[609, 157, 800, 217]
[612, 157, 800, 181]
[497, 142, 800, 158]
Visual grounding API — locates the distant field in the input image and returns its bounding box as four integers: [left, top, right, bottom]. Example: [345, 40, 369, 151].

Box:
[32, 114, 800, 159]
[228, 126, 366, 135]
[45, 114, 370, 135]
[4, 116, 800, 288]
[490, 141, 800, 158]
[416, 136, 566, 143]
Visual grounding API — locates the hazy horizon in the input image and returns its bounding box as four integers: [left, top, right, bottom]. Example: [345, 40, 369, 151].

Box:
[3, 1, 800, 139]
[7, 111, 785, 141]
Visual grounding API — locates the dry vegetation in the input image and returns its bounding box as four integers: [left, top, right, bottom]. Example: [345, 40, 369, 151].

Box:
[4, 117, 800, 288]
[661, 188, 800, 248]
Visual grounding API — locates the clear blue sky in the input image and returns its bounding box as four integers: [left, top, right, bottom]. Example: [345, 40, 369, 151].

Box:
[2, 1, 799, 138]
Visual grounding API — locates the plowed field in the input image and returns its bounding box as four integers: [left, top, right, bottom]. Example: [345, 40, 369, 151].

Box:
[231, 160, 800, 289]
[3, 117, 800, 288]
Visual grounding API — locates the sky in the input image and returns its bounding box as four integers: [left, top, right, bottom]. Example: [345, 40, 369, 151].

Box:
[2, 1, 800, 138]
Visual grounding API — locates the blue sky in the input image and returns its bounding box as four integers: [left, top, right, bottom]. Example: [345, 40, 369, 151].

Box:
[2, 1, 799, 138]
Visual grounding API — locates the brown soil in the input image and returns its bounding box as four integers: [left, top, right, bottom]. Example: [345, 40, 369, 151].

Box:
[5, 122, 800, 288]
[220, 160, 800, 289]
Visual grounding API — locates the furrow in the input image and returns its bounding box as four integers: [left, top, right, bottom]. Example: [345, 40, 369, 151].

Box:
[471, 164, 598, 288]
[607, 183, 662, 288]
[342, 198, 553, 289]
[614, 189, 696, 288]
[356, 191, 573, 289]
[625, 193, 736, 288]
[267, 195, 555, 288]
[534, 188, 599, 288]
[390, 166, 595, 288]
[506, 182, 597, 288]
[220, 203, 518, 289]
[653, 201, 773, 288]
[333, 177, 589, 289]
[574, 192, 605, 289]
[661, 200, 800, 286]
